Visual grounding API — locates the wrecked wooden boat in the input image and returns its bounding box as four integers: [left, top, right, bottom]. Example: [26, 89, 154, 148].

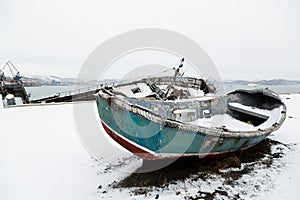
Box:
[96, 61, 286, 160]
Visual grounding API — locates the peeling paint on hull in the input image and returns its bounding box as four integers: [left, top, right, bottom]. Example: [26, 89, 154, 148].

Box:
[96, 94, 284, 160]
[101, 120, 265, 160]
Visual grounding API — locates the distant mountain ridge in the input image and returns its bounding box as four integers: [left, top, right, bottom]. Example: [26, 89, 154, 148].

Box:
[22, 75, 300, 86]
[22, 75, 115, 86]
[224, 79, 300, 86]
[25, 75, 64, 83]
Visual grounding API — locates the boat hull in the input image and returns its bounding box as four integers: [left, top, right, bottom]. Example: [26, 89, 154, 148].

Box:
[96, 96, 271, 160]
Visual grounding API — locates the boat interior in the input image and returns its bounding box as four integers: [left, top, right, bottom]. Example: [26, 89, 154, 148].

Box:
[102, 77, 285, 132]
[104, 76, 215, 100]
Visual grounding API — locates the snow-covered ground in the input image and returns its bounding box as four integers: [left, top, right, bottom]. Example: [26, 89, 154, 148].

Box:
[0, 94, 299, 200]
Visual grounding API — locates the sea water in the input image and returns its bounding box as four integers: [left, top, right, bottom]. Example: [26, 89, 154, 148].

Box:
[26, 85, 76, 100]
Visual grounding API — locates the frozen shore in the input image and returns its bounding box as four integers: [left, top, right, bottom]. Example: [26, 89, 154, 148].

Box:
[0, 94, 300, 200]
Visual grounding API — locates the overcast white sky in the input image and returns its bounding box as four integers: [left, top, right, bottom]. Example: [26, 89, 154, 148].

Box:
[0, 0, 299, 80]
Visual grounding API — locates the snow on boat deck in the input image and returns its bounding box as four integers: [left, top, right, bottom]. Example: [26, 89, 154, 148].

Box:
[228, 102, 270, 119]
[0, 95, 299, 200]
[190, 105, 283, 132]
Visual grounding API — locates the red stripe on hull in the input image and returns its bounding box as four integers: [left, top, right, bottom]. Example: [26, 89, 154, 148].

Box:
[101, 121, 157, 160]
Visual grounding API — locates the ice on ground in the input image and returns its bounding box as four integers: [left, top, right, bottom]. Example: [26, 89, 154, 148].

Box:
[0, 94, 300, 200]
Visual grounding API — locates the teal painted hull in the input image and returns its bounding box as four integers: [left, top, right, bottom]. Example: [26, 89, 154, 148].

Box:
[96, 96, 270, 160]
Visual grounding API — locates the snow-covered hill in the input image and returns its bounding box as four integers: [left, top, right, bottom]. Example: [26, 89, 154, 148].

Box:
[22, 75, 100, 86]
[224, 79, 300, 86]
